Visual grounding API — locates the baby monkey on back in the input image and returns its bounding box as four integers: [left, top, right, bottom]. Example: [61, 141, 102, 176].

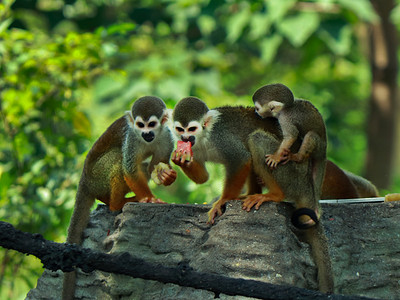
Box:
[252, 83, 327, 227]
[253, 83, 327, 170]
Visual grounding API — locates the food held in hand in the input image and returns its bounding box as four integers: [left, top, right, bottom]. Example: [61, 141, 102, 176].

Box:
[177, 141, 193, 161]
[151, 162, 170, 185]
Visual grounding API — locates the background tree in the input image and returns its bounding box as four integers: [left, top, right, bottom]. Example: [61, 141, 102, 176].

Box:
[366, 0, 398, 189]
[1, 0, 399, 299]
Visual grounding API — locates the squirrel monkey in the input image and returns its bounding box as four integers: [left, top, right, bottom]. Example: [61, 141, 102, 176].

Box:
[62, 96, 177, 300]
[247, 129, 334, 293]
[249, 83, 327, 228]
[171, 97, 284, 224]
[253, 83, 327, 170]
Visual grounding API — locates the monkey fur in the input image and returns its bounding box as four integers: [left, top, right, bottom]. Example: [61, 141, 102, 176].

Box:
[247, 129, 334, 293]
[62, 96, 177, 300]
[251, 83, 328, 228]
[171, 97, 284, 224]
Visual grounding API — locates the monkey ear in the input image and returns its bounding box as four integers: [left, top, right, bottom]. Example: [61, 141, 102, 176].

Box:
[202, 110, 220, 130]
[125, 111, 135, 127]
[161, 109, 173, 125]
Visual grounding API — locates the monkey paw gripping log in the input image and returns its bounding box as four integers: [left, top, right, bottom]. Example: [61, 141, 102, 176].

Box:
[207, 201, 225, 224]
[242, 193, 284, 212]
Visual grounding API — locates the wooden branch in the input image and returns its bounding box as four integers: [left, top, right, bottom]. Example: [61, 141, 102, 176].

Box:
[0, 221, 372, 300]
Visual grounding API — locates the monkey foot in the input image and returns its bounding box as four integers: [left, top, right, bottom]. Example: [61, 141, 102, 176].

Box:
[291, 208, 319, 229]
[265, 150, 289, 168]
[207, 202, 225, 225]
[287, 153, 305, 163]
[242, 193, 283, 212]
[138, 197, 166, 204]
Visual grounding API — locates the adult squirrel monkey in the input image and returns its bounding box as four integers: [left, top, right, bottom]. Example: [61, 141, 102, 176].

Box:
[171, 96, 284, 224]
[171, 96, 378, 224]
[248, 83, 327, 228]
[62, 96, 177, 300]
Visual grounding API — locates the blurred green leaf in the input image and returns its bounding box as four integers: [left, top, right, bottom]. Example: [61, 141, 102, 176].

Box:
[226, 5, 251, 43]
[338, 0, 378, 22]
[277, 12, 320, 47]
[266, 0, 296, 22]
[319, 20, 352, 56]
[260, 34, 283, 64]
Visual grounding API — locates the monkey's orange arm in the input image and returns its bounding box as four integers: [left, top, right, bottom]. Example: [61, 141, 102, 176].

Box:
[180, 160, 209, 184]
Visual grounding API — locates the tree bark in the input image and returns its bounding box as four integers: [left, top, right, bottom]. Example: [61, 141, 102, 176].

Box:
[366, 0, 399, 189]
[0, 220, 367, 300]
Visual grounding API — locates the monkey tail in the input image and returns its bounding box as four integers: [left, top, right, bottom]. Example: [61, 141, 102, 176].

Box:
[62, 183, 95, 300]
[343, 170, 379, 198]
[291, 208, 319, 229]
[300, 224, 334, 294]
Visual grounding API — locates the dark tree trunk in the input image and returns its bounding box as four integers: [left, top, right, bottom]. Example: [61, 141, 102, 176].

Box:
[366, 0, 398, 189]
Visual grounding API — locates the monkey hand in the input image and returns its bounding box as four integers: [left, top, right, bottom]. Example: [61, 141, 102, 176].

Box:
[172, 149, 193, 166]
[158, 168, 177, 186]
[286, 152, 305, 164]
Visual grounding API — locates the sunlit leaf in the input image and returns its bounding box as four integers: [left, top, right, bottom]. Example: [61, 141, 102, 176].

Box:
[226, 6, 251, 43]
[277, 12, 320, 47]
[337, 0, 378, 22]
[319, 20, 352, 56]
[249, 13, 272, 40]
[260, 34, 283, 64]
[266, 0, 296, 22]
[73, 111, 92, 138]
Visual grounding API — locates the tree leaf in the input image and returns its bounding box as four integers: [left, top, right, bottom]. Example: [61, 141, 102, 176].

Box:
[337, 0, 378, 22]
[319, 20, 352, 56]
[266, 0, 297, 23]
[277, 12, 320, 47]
[260, 34, 283, 64]
[249, 13, 271, 40]
[226, 6, 251, 43]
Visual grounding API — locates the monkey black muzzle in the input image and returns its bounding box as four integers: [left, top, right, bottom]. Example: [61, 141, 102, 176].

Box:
[181, 135, 195, 146]
[142, 131, 155, 143]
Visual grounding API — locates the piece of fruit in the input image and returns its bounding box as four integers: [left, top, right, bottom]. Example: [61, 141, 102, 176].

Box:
[177, 141, 192, 161]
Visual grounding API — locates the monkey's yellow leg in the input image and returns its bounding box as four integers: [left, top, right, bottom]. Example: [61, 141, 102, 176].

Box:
[207, 161, 251, 224]
[108, 176, 132, 211]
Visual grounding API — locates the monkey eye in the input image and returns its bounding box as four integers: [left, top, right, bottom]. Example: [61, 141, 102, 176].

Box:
[176, 127, 184, 133]
[188, 126, 197, 132]
[136, 122, 145, 128]
[148, 121, 157, 128]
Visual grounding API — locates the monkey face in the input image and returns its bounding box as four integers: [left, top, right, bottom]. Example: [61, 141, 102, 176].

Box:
[173, 120, 203, 146]
[134, 115, 162, 143]
[254, 100, 284, 118]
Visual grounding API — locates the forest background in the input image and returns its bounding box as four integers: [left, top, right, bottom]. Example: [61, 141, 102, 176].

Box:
[1, 0, 399, 299]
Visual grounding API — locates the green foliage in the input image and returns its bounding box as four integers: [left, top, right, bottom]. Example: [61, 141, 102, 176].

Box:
[1, 0, 400, 299]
